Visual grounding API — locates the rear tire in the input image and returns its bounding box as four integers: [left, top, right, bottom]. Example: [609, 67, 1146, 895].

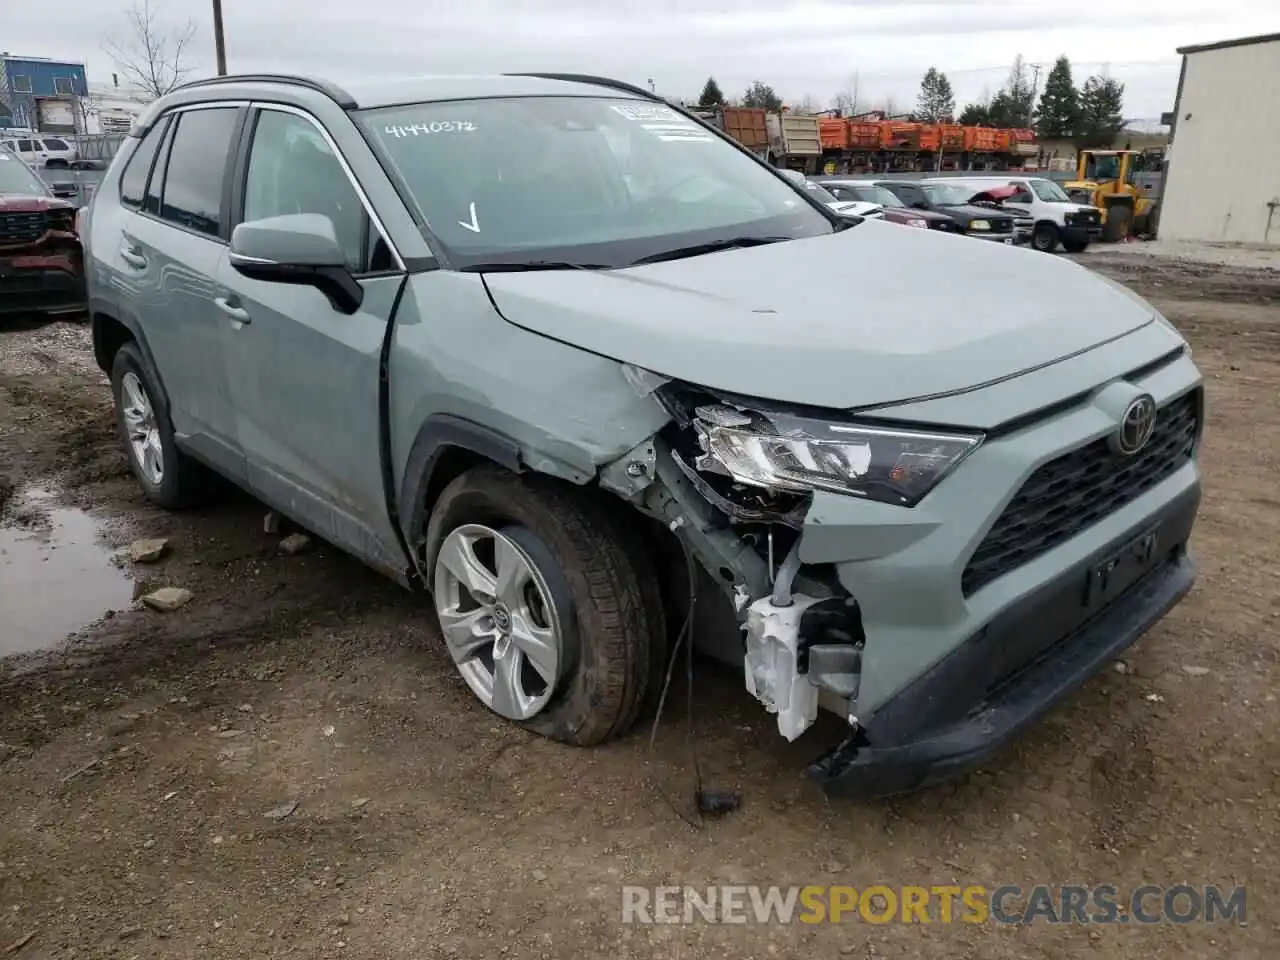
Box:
[1032, 223, 1060, 252]
[425, 466, 665, 746]
[110, 342, 215, 509]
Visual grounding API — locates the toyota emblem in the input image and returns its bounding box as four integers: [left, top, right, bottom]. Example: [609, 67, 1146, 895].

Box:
[1111, 394, 1157, 457]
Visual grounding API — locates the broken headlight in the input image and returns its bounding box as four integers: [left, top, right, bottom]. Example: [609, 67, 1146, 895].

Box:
[693, 404, 981, 507]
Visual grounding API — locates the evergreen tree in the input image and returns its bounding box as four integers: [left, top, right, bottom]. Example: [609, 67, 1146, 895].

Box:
[1034, 56, 1079, 137]
[742, 81, 783, 111]
[698, 76, 726, 107]
[958, 101, 993, 126]
[915, 67, 956, 122]
[1076, 75, 1126, 148]
[987, 55, 1035, 127]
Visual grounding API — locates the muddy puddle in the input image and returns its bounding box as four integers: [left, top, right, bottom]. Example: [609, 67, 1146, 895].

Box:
[0, 489, 133, 656]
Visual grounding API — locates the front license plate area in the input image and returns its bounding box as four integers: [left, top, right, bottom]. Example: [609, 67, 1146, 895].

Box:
[1083, 528, 1160, 610]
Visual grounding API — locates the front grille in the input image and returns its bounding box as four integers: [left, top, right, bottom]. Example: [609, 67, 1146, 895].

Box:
[992, 218, 1013, 232]
[0, 212, 47, 245]
[1066, 210, 1100, 227]
[962, 389, 1200, 596]
[930, 221, 954, 232]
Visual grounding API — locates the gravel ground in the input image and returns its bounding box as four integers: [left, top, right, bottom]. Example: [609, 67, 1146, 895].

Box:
[1084, 239, 1279, 271]
[0, 255, 1277, 959]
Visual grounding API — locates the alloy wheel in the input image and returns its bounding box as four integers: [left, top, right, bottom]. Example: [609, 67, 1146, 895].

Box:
[121, 371, 163, 485]
[432, 523, 564, 720]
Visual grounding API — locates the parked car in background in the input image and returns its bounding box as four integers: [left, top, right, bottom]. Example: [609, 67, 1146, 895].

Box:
[940, 176, 1103, 253]
[873, 180, 1016, 243]
[0, 149, 85, 319]
[0, 134, 79, 169]
[814, 178, 958, 232]
[86, 72, 1202, 798]
[778, 169, 884, 219]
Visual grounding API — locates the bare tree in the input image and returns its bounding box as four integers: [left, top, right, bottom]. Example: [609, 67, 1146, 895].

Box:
[103, 0, 197, 101]
[831, 72, 861, 116]
[793, 94, 821, 115]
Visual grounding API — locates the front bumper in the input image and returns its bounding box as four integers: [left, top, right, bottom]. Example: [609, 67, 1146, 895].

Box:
[787, 346, 1203, 796]
[810, 486, 1198, 797]
[0, 253, 86, 317]
[1064, 224, 1104, 245]
[970, 230, 1016, 244]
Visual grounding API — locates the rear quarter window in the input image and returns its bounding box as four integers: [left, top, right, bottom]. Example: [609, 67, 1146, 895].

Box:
[118, 119, 170, 208]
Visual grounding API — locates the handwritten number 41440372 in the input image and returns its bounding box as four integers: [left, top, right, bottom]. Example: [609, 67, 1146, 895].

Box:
[385, 121, 477, 138]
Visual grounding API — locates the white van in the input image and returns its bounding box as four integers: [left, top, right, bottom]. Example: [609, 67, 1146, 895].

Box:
[0, 134, 79, 168]
[926, 175, 1103, 253]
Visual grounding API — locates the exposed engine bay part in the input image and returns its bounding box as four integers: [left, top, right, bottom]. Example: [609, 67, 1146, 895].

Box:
[745, 588, 867, 739]
[771, 539, 804, 607]
[745, 594, 824, 741]
[598, 438, 657, 501]
[640, 439, 773, 602]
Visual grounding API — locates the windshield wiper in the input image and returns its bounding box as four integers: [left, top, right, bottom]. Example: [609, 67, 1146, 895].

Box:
[459, 261, 611, 273]
[629, 235, 792, 266]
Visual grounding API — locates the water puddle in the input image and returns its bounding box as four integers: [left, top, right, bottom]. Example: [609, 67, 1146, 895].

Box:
[0, 489, 133, 656]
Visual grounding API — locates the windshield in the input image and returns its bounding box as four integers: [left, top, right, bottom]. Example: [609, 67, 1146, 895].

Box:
[921, 182, 978, 206]
[0, 152, 47, 196]
[846, 184, 903, 207]
[1030, 179, 1071, 202]
[358, 97, 836, 268]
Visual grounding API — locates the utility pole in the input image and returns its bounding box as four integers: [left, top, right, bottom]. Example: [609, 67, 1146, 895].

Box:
[1028, 62, 1042, 127]
[212, 0, 227, 76]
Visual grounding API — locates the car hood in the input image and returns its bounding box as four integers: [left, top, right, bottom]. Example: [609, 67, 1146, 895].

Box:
[938, 203, 1016, 220]
[482, 222, 1156, 410]
[828, 200, 883, 218]
[0, 193, 70, 213]
[889, 205, 951, 223]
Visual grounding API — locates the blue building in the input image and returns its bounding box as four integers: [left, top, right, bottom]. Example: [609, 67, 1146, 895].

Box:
[0, 54, 88, 133]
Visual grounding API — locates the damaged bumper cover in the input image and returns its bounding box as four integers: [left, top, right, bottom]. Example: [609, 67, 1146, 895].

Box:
[811, 514, 1196, 797]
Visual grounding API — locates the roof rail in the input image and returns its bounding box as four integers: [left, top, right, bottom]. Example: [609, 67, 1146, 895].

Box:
[170, 73, 357, 109]
[504, 73, 663, 104]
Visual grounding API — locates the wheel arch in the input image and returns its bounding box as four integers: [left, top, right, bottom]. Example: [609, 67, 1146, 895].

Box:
[398, 414, 525, 570]
[91, 309, 172, 413]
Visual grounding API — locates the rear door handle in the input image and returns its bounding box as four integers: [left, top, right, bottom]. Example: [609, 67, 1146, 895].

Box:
[214, 296, 251, 325]
[119, 244, 147, 269]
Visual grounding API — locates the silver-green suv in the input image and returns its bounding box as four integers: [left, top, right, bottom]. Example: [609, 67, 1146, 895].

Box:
[83, 73, 1203, 796]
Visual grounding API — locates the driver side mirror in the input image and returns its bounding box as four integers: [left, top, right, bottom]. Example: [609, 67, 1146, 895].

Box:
[49, 181, 79, 200]
[229, 213, 363, 315]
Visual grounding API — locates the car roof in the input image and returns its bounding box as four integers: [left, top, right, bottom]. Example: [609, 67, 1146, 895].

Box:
[133, 72, 651, 134]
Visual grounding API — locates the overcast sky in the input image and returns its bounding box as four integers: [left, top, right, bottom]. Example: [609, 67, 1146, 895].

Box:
[5, 0, 1277, 121]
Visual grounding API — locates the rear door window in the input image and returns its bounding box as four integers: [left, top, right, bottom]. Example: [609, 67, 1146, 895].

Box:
[118, 118, 170, 208]
[158, 107, 240, 238]
[42, 138, 69, 151]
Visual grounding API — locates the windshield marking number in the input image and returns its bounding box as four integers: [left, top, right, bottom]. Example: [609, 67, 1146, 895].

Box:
[385, 121, 476, 138]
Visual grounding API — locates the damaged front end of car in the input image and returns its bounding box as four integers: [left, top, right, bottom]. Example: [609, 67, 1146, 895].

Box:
[599, 365, 984, 787]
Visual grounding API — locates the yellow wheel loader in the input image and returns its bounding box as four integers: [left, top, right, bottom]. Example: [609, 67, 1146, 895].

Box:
[1063, 149, 1159, 241]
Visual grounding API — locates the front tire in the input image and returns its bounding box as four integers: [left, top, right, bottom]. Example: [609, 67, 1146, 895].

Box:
[425, 466, 665, 746]
[1032, 223, 1060, 252]
[110, 342, 213, 509]
[1062, 238, 1089, 254]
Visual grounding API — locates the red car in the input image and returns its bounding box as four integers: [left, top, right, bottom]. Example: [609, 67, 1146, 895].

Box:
[0, 149, 85, 320]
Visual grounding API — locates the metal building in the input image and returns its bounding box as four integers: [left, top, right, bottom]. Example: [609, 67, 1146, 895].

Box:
[1157, 32, 1280, 246]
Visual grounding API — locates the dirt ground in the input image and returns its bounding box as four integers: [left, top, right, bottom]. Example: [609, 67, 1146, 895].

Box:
[0, 253, 1277, 959]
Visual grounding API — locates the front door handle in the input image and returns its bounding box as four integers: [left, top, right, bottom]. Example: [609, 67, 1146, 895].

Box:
[214, 296, 251, 325]
[119, 244, 147, 269]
